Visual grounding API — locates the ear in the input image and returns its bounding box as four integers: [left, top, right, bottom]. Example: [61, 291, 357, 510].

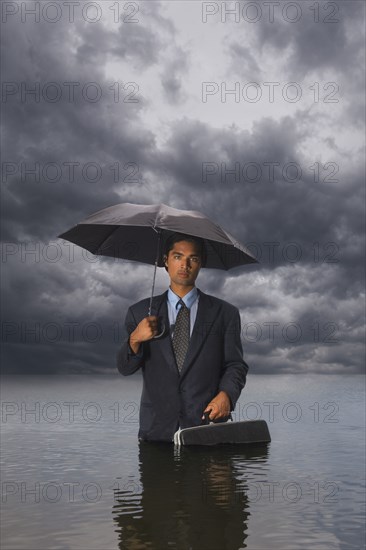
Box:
[163, 254, 168, 265]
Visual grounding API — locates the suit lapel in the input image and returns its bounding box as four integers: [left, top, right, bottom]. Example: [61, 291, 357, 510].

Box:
[149, 291, 176, 370]
[180, 289, 220, 377]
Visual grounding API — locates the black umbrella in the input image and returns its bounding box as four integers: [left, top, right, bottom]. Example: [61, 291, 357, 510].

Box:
[58, 202, 257, 316]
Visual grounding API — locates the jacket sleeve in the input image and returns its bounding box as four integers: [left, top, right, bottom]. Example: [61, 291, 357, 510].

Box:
[218, 306, 248, 410]
[116, 306, 145, 376]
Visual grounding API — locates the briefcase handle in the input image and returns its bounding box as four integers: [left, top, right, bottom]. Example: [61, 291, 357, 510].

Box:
[201, 411, 233, 425]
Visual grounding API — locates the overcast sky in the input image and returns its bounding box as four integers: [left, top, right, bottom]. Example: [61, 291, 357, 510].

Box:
[1, 0, 365, 375]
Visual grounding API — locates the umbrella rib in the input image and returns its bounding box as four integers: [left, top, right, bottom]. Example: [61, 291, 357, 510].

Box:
[207, 240, 228, 270]
[91, 224, 120, 254]
[153, 204, 162, 230]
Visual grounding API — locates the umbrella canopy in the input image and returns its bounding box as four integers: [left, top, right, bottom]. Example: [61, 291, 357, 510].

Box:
[58, 202, 257, 270]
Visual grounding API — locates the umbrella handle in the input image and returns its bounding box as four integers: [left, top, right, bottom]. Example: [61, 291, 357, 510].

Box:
[152, 319, 166, 339]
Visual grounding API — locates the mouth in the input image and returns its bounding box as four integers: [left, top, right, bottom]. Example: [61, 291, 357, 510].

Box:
[178, 272, 190, 277]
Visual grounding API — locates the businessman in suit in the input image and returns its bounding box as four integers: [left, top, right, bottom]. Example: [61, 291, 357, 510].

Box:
[117, 233, 248, 442]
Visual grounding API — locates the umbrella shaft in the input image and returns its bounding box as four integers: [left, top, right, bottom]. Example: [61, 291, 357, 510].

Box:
[148, 229, 161, 316]
[148, 262, 157, 316]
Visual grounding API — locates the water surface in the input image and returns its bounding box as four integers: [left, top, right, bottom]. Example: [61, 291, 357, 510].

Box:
[1, 374, 365, 549]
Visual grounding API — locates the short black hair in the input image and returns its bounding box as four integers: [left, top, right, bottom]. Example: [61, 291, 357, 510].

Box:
[163, 233, 206, 269]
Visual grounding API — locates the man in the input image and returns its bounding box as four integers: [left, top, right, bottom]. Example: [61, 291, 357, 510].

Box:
[117, 233, 248, 442]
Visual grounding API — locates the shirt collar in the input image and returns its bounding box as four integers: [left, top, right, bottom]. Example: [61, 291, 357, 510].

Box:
[168, 286, 199, 310]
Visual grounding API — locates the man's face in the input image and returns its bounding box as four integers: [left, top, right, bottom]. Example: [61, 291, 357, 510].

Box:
[165, 240, 202, 290]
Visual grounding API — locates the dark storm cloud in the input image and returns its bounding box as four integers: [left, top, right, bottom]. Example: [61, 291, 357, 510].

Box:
[78, 17, 164, 68]
[1, 7, 163, 243]
[154, 115, 364, 267]
[2, 252, 154, 373]
[1, 3, 172, 373]
[143, 108, 364, 375]
[160, 46, 189, 104]
[225, 42, 262, 81]
[1, 1, 364, 375]
[250, 0, 364, 77]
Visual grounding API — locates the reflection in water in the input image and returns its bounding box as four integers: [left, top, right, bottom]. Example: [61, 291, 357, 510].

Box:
[112, 442, 269, 550]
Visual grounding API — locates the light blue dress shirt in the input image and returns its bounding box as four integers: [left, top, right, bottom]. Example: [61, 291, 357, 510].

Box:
[167, 286, 199, 337]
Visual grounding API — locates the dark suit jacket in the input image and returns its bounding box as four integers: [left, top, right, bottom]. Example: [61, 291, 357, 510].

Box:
[117, 288, 248, 441]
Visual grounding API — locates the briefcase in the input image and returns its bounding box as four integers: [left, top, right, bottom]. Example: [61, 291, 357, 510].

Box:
[174, 419, 271, 446]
